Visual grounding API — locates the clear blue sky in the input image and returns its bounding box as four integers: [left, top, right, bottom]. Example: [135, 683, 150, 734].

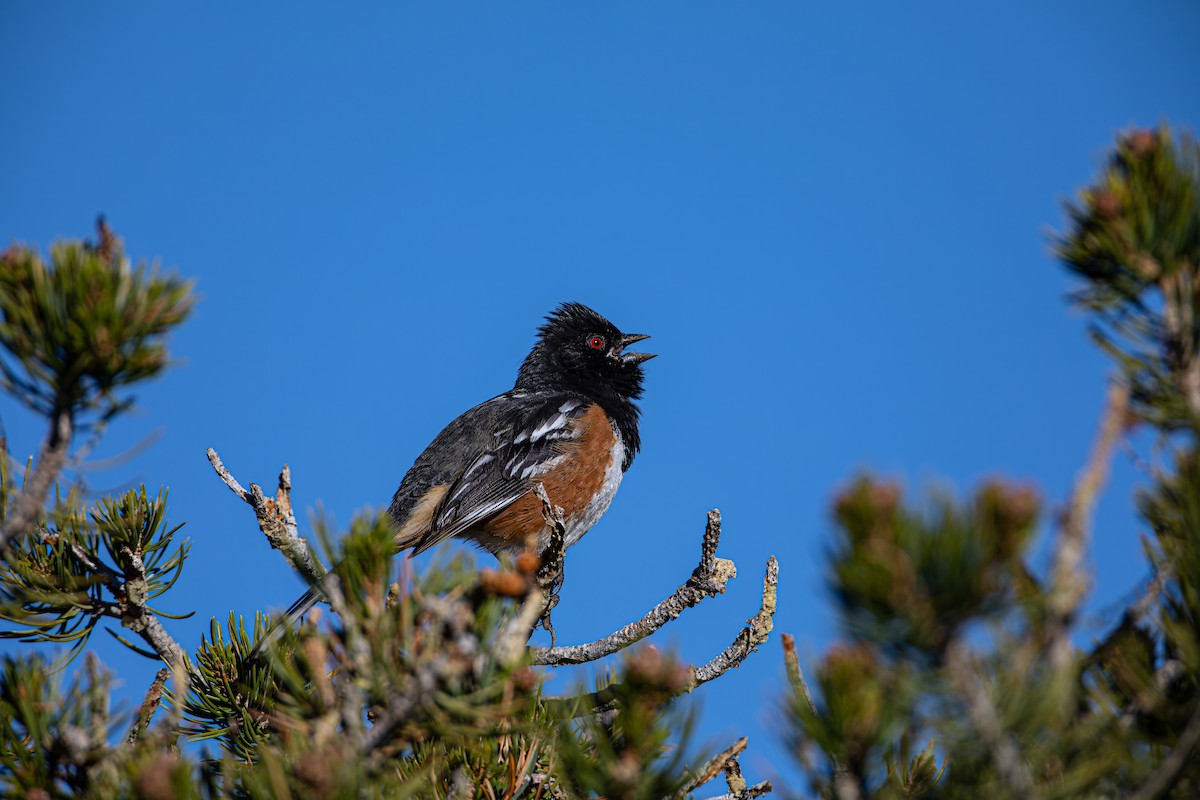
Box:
[2, 1, 1197, 788]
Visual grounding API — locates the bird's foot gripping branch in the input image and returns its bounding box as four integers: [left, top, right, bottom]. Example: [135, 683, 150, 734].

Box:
[207, 451, 778, 796]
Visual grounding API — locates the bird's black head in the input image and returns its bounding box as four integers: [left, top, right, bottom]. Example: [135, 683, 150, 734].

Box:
[515, 302, 655, 403]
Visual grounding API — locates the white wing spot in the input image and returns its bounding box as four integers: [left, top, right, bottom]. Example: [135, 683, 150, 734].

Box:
[520, 454, 564, 480]
[530, 413, 566, 442]
[462, 453, 494, 479]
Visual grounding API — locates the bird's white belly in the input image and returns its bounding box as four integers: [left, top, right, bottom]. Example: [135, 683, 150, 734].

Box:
[561, 435, 625, 549]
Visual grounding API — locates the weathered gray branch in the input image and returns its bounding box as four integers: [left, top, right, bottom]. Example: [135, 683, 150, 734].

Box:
[547, 554, 778, 717]
[691, 556, 777, 686]
[206, 447, 325, 584]
[127, 668, 170, 745]
[675, 737, 748, 798]
[715, 754, 772, 800]
[698, 781, 773, 800]
[697, 785, 772, 800]
[781, 633, 817, 718]
[1047, 381, 1128, 670]
[0, 408, 72, 552]
[530, 510, 737, 666]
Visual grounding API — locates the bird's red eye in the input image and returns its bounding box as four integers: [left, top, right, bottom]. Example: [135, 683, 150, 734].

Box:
[588, 335, 606, 350]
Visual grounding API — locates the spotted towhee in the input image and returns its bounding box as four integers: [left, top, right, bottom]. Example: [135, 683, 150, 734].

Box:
[283, 302, 654, 623]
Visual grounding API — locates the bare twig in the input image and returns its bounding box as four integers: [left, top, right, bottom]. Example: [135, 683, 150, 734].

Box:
[1047, 381, 1129, 669]
[781, 634, 817, 717]
[0, 409, 72, 552]
[691, 556, 777, 687]
[127, 668, 170, 745]
[946, 641, 1034, 797]
[782, 631, 849, 787]
[1128, 700, 1200, 800]
[205, 447, 249, 500]
[163, 651, 188, 741]
[206, 448, 325, 584]
[547, 556, 778, 717]
[675, 737, 748, 798]
[530, 510, 738, 666]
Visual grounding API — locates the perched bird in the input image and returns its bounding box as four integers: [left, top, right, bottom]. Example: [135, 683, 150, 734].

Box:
[282, 302, 654, 623]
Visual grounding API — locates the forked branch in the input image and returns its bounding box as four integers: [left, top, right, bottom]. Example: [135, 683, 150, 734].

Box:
[206, 447, 325, 584]
[546, 554, 779, 717]
[530, 509, 739, 666]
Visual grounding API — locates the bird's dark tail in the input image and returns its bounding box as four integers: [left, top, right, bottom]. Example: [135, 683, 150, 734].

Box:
[248, 575, 341, 660]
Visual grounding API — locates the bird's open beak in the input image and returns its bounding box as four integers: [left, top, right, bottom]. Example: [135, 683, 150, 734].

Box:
[617, 333, 656, 364]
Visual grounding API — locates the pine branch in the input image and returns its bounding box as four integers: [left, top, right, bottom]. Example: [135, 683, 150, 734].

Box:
[530, 509, 737, 666]
[31, 524, 185, 663]
[0, 408, 72, 552]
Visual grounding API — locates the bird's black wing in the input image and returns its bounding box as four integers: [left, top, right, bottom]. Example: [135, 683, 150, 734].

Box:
[266, 395, 587, 647]
[407, 394, 588, 555]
